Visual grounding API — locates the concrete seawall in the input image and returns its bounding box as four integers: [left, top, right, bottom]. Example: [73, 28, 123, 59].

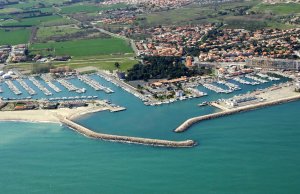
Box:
[175, 95, 300, 133]
[59, 116, 196, 148]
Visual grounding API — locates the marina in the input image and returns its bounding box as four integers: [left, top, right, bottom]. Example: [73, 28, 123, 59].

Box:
[57, 78, 79, 92]
[78, 75, 114, 93]
[245, 74, 269, 83]
[233, 77, 260, 85]
[29, 77, 52, 96]
[5, 80, 22, 95]
[16, 79, 36, 96]
[203, 83, 232, 94]
[46, 81, 61, 93]
[217, 80, 241, 91]
[256, 73, 280, 81]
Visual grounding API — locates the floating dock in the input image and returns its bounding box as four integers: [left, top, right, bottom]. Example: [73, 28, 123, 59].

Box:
[57, 79, 78, 92]
[46, 81, 61, 93]
[17, 79, 36, 96]
[5, 80, 22, 95]
[79, 75, 113, 93]
[29, 77, 52, 96]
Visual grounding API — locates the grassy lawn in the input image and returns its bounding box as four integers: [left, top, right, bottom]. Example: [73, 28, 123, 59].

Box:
[0, 28, 30, 45]
[60, 3, 127, 14]
[252, 3, 300, 15]
[0, 15, 62, 26]
[30, 38, 133, 57]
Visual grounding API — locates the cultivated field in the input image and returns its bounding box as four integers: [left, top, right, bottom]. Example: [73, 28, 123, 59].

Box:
[0, 15, 63, 26]
[0, 28, 30, 45]
[60, 3, 127, 14]
[30, 38, 133, 57]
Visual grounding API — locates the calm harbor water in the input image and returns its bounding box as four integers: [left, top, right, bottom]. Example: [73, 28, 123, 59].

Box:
[1, 75, 300, 193]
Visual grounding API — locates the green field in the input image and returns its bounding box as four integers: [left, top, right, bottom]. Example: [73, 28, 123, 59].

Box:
[60, 3, 127, 14]
[0, 7, 22, 14]
[252, 3, 300, 15]
[0, 15, 62, 26]
[0, 28, 30, 45]
[138, 1, 261, 26]
[54, 54, 138, 71]
[30, 38, 133, 57]
[36, 26, 81, 40]
[5, 54, 138, 72]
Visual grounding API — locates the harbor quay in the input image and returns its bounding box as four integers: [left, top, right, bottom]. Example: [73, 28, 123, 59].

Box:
[175, 83, 300, 133]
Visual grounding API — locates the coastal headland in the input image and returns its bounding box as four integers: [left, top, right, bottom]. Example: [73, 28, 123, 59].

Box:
[175, 83, 300, 133]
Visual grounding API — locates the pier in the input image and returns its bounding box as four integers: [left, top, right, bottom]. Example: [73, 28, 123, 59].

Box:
[203, 83, 231, 93]
[46, 81, 61, 93]
[17, 79, 36, 96]
[29, 77, 52, 96]
[78, 75, 113, 93]
[175, 92, 300, 133]
[57, 79, 79, 92]
[59, 115, 196, 148]
[5, 80, 22, 95]
[245, 75, 268, 83]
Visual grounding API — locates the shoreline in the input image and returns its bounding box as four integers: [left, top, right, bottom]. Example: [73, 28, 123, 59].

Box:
[0, 106, 196, 148]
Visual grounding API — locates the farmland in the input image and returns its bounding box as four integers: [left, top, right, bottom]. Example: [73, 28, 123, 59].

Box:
[0, 28, 30, 45]
[251, 3, 300, 15]
[137, 1, 300, 30]
[59, 3, 128, 14]
[30, 38, 133, 57]
[5, 54, 138, 72]
[0, 15, 62, 27]
[36, 25, 81, 41]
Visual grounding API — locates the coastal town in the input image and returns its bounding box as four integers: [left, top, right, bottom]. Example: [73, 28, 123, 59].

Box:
[0, 0, 300, 147]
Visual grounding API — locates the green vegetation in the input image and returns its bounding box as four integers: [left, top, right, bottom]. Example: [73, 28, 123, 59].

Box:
[252, 3, 300, 15]
[0, 15, 62, 26]
[0, 7, 22, 14]
[126, 56, 199, 81]
[138, 1, 300, 30]
[60, 3, 127, 14]
[5, 54, 138, 72]
[30, 38, 133, 57]
[36, 25, 81, 41]
[0, 28, 30, 45]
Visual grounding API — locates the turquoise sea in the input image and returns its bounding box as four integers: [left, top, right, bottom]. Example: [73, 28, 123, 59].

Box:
[1, 75, 300, 193]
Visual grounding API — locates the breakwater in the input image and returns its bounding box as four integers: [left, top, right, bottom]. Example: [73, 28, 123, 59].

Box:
[175, 95, 300, 133]
[59, 116, 196, 148]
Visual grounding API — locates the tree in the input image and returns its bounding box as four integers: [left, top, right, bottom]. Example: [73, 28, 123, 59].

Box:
[114, 62, 120, 69]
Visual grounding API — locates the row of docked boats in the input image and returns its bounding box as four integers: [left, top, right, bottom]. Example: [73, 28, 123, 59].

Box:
[29, 77, 52, 96]
[78, 75, 114, 94]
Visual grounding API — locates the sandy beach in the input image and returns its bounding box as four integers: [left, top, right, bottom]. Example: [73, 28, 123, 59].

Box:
[0, 106, 109, 124]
